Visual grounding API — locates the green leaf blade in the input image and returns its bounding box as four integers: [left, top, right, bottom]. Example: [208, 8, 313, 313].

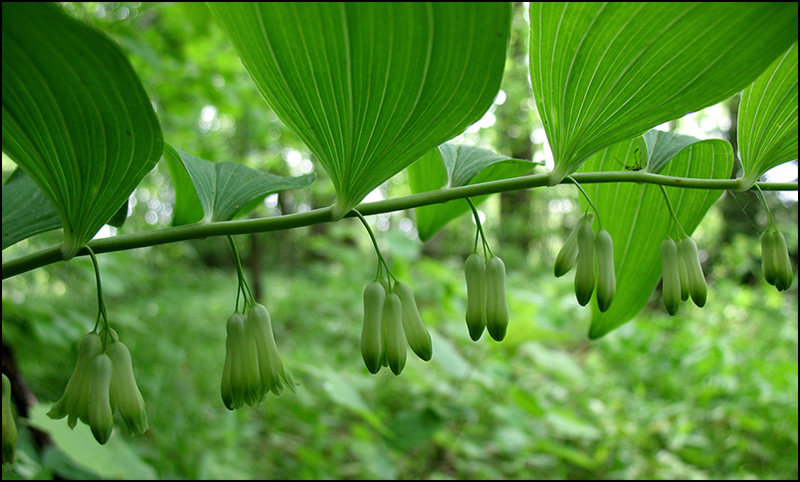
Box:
[2, 168, 62, 250]
[2, 2, 163, 259]
[209, 2, 513, 220]
[164, 145, 315, 225]
[530, 2, 798, 184]
[576, 132, 733, 338]
[409, 143, 538, 241]
[738, 42, 798, 189]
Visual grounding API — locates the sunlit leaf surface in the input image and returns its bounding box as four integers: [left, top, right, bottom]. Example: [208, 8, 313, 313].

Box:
[576, 131, 733, 338]
[209, 2, 512, 219]
[529, 2, 797, 184]
[408, 143, 537, 241]
[738, 42, 798, 189]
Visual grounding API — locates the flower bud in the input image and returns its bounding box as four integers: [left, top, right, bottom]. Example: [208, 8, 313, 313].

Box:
[88, 353, 114, 444]
[761, 229, 778, 286]
[661, 238, 682, 316]
[772, 230, 794, 292]
[486, 256, 509, 341]
[361, 281, 386, 373]
[574, 217, 596, 306]
[247, 303, 296, 397]
[48, 331, 103, 429]
[107, 341, 148, 435]
[394, 282, 432, 362]
[678, 236, 707, 307]
[555, 213, 592, 277]
[594, 229, 616, 313]
[464, 253, 487, 341]
[382, 293, 407, 375]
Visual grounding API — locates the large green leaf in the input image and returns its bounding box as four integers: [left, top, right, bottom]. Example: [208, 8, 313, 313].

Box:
[163, 144, 315, 225]
[529, 2, 798, 185]
[408, 143, 538, 241]
[2, 2, 162, 260]
[2, 168, 61, 250]
[575, 131, 733, 339]
[738, 42, 798, 189]
[208, 2, 512, 220]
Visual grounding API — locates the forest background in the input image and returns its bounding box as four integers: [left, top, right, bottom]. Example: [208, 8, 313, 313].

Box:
[2, 2, 797, 480]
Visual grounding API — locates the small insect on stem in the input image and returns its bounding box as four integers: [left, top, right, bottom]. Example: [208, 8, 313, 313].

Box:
[614, 147, 644, 171]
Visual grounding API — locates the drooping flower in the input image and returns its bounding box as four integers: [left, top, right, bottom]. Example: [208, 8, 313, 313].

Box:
[107, 341, 148, 435]
[47, 331, 103, 428]
[48, 329, 148, 444]
[247, 304, 295, 397]
[221, 305, 295, 410]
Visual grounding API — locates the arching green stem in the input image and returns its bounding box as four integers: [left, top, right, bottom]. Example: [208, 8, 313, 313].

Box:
[754, 185, 778, 230]
[353, 210, 396, 286]
[658, 185, 688, 238]
[466, 198, 493, 258]
[227, 235, 255, 311]
[86, 247, 109, 336]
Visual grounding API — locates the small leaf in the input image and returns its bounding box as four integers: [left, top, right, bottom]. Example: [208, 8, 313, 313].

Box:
[409, 143, 538, 241]
[2, 2, 163, 259]
[107, 200, 130, 229]
[577, 131, 733, 338]
[529, 2, 798, 184]
[2, 168, 61, 250]
[738, 42, 798, 190]
[163, 144, 315, 225]
[209, 2, 513, 220]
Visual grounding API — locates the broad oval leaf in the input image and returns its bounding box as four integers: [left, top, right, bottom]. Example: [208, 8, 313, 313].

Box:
[738, 42, 798, 190]
[575, 131, 733, 338]
[529, 2, 798, 185]
[163, 144, 315, 225]
[209, 2, 512, 220]
[408, 143, 538, 241]
[2, 168, 61, 250]
[2, 2, 163, 260]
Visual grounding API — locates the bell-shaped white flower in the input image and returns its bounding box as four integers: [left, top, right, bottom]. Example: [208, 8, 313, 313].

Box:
[47, 332, 103, 429]
[247, 304, 295, 397]
[107, 341, 148, 435]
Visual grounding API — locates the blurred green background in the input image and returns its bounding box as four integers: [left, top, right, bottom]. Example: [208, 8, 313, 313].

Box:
[2, 3, 797, 480]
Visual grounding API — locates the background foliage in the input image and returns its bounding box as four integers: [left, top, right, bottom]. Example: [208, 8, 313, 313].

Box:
[2, 2, 797, 480]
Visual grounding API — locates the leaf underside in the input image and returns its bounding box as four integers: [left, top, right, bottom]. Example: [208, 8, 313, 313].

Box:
[2, 2, 163, 259]
[208, 2, 513, 219]
[530, 2, 798, 184]
[577, 131, 733, 338]
[738, 42, 799, 189]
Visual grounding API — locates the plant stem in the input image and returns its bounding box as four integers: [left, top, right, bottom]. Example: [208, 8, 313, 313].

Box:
[2, 174, 796, 279]
[353, 210, 394, 284]
[658, 185, 688, 238]
[566, 176, 603, 230]
[754, 185, 777, 230]
[227, 235, 254, 309]
[86, 247, 108, 333]
[466, 198, 493, 258]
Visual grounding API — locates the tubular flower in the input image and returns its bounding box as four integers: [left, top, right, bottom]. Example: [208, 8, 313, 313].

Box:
[47, 331, 103, 428]
[48, 330, 149, 444]
[393, 282, 432, 362]
[107, 341, 148, 435]
[88, 353, 114, 444]
[223, 305, 295, 410]
[247, 303, 296, 398]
